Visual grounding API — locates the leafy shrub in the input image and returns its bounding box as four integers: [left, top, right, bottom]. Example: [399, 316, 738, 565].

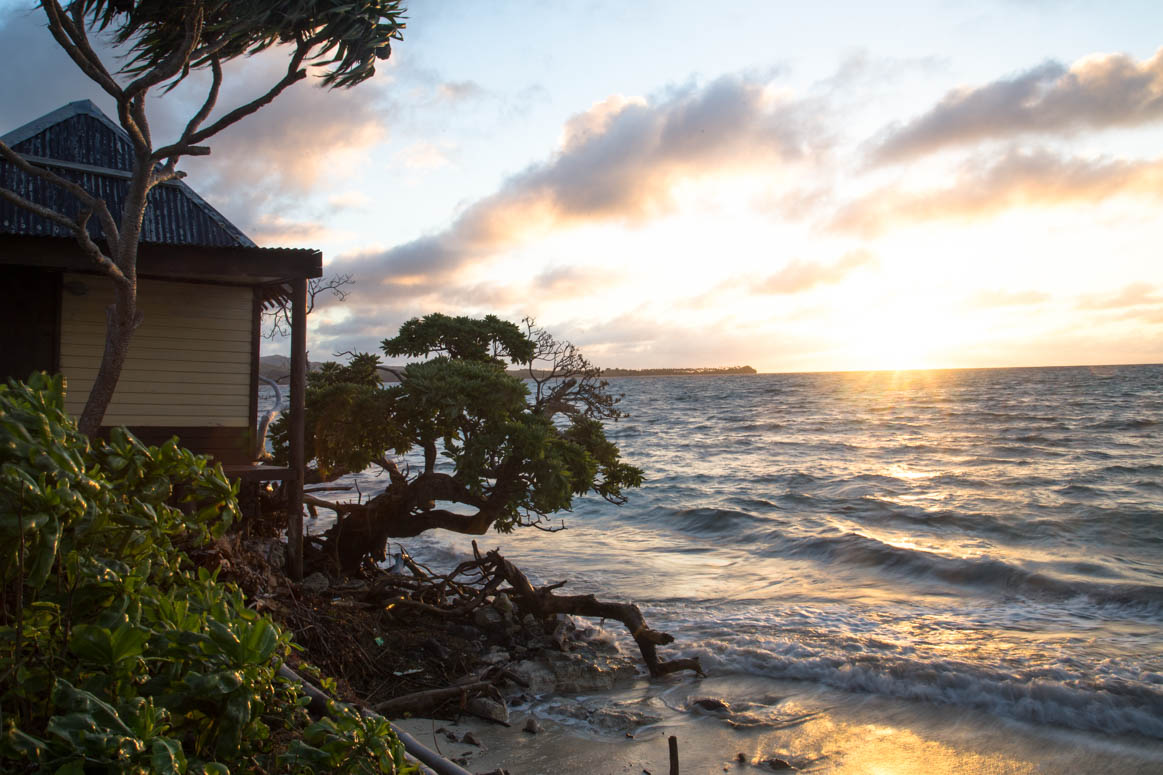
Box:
[0, 374, 414, 774]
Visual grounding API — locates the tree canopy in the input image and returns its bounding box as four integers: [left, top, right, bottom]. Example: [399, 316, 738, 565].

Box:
[80, 0, 405, 90]
[273, 315, 643, 573]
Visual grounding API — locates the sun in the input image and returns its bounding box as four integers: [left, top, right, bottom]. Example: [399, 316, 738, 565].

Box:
[832, 299, 970, 372]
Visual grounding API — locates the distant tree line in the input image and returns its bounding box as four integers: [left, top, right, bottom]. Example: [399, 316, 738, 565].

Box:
[601, 366, 757, 376]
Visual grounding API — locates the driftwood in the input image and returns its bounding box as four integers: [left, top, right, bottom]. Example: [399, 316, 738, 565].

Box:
[357, 542, 702, 680]
[486, 549, 702, 677]
[371, 681, 495, 716]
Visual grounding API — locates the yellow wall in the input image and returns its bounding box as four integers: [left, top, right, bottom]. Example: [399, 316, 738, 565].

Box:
[60, 274, 253, 426]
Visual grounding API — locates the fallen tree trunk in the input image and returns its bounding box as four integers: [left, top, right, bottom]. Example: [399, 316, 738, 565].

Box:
[489, 549, 703, 678]
[371, 681, 495, 716]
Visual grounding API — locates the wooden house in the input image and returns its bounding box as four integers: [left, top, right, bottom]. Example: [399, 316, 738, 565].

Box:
[0, 100, 313, 567]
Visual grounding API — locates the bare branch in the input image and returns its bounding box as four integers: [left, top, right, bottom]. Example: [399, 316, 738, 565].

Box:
[40, 1, 123, 99]
[303, 493, 363, 514]
[522, 317, 625, 422]
[264, 274, 354, 339]
[128, 94, 152, 151]
[149, 163, 187, 187]
[0, 140, 124, 258]
[153, 36, 316, 161]
[175, 55, 223, 152]
[115, 97, 150, 157]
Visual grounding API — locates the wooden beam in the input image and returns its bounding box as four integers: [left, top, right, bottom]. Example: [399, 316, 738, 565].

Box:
[286, 276, 307, 581]
[0, 234, 322, 281]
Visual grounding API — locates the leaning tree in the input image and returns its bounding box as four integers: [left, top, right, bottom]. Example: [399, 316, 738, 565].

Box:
[0, 0, 405, 436]
[271, 314, 644, 574]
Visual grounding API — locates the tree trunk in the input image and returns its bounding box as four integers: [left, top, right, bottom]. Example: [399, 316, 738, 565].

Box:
[78, 141, 151, 438]
[322, 488, 501, 575]
[77, 282, 139, 437]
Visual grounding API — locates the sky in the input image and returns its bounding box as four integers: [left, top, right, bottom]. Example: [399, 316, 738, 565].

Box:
[3, 1, 1163, 372]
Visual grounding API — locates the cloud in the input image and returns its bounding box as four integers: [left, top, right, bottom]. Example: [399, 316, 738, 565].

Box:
[1076, 282, 1162, 310]
[967, 289, 1050, 308]
[246, 214, 344, 247]
[830, 148, 1163, 235]
[814, 49, 948, 95]
[756, 250, 875, 294]
[331, 73, 820, 294]
[170, 53, 393, 238]
[532, 265, 625, 298]
[873, 47, 1163, 162]
[553, 312, 764, 369]
[436, 80, 485, 102]
[396, 140, 454, 169]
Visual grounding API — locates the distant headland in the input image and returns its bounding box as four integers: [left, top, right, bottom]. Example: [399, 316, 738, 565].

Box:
[259, 355, 758, 383]
[600, 366, 757, 377]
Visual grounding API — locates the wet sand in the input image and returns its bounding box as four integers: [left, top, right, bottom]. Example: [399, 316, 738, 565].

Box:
[396, 673, 1163, 774]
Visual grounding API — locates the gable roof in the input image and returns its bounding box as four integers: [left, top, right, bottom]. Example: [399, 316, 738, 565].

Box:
[1, 100, 255, 247]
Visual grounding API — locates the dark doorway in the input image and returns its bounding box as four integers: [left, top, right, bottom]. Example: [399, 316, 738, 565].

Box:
[0, 267, 59, 383]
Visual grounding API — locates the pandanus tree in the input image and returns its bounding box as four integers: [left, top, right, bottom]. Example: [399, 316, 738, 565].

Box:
[0, 0, 405, 436]
[271, 314, 643, 573]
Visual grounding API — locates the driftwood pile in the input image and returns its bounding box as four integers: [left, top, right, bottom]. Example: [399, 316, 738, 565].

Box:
[289, 540, 702, 719]
[385, 542, 701, 677]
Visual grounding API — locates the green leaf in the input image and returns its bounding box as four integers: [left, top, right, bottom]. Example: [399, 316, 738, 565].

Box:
[109, 622, 151, 665]
[53, 760, 86, 775]
[241, 619, 279, 665]
[69, 624, 114, 664]
[51, 679, 136, 739]
[207, 620, 244, 664]
[151, 737, 188, 775]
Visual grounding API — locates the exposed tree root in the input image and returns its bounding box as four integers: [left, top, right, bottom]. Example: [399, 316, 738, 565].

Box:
[359, 541, 703, 680]
[208, 533, 702, 723]
[482, 548, 703, 677]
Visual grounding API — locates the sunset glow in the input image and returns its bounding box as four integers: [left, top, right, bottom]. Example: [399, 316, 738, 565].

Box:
[4, 0, 1163, 371]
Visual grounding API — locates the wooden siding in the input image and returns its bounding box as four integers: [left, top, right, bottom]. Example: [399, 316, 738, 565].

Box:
[60, 273, 253, 427]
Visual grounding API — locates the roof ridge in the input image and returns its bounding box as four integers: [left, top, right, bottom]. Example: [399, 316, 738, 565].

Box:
[2, 99, 256, 248]
[1, 98, 126, 149]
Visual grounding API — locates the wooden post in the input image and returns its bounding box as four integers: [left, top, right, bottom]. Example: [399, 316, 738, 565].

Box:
[286, 278, 307, 581]
[669, 735, 679, 775]
[248, 286, 262, 461]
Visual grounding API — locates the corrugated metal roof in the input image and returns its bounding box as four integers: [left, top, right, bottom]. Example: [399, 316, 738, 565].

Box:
[0, 100, 256, 248]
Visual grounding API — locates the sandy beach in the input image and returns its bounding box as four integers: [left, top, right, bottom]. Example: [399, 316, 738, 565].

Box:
[396, 672, 1163, 774]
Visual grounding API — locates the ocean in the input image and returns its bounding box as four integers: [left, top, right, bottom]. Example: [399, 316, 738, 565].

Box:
[286, 364, 1163, 769]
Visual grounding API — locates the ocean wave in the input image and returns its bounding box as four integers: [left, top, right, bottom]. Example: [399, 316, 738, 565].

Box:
[1087, 418, 1159, 431]
[1101, 463, 1163, 475]
[689, 641, 1163, 739]
[659, 506, 767, 534]
[1055, 484, 1108, 498]
[777, 532, 1163, 609]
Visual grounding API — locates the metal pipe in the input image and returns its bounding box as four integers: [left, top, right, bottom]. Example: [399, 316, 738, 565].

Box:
[278, 665, 475, 775]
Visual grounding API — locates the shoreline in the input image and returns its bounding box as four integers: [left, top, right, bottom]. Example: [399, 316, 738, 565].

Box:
[397, 672, 1163, 774]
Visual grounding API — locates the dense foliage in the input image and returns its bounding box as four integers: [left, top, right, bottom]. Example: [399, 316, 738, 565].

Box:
[79, 0, 406, 89]
[0, 374, 414, 773]
[272, 315, 643, 571]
